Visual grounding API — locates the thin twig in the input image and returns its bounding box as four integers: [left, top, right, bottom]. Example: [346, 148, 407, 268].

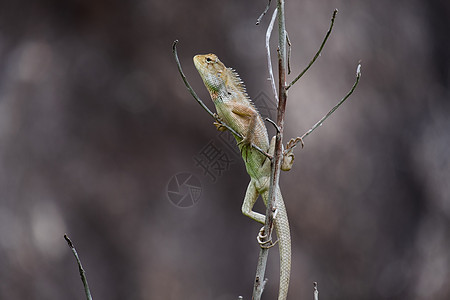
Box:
[172, 40, 217, 120]
[64, 234, 93, 300]
[265, 117, 280, 133]
[314, 282, 319, 300]
[286, 9, 338, 90]
[286, 32, 292, 75]
[266, 8, 279, 103]
[172, 40, 271, 159]
[286, 63, 362, 150]
[256, 0, 272, 25]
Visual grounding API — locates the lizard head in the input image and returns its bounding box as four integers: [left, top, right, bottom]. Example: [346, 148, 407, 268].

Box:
[193, 54, 227, 94]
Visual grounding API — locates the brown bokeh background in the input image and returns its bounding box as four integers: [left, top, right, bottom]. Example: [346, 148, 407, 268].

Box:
[0, 0, 449, 299]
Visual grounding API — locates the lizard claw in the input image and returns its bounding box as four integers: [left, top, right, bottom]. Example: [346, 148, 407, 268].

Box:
[213, 114, 227, 131]
[213, 121, 227, 131]
[257, 226, 278, 249]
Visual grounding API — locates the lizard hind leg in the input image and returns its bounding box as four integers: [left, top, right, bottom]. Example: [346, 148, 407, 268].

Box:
[241, 180, 266, 225]
[232, 103, 260, 162]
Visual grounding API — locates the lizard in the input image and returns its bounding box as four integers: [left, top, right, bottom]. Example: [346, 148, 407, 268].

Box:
[193, 53, 294, 300]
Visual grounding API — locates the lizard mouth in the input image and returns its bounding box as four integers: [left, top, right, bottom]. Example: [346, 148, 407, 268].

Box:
[193, 55, 207, 75]
[193, 55, 201, 67]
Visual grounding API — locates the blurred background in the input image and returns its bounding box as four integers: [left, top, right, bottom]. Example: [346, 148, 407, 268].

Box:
[0, 0, 449, 299]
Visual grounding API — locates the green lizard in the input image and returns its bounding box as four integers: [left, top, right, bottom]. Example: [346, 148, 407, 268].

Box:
[194, 53, 294, 300]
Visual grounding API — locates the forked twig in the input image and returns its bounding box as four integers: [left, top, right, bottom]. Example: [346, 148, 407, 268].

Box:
[286, 9, 338, 90]
[286, 63, 362, 151]
[64, 234, 93, 300]
[172, 40, 272, 159]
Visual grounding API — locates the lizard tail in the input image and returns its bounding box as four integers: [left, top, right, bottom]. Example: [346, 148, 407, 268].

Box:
[274, 190, 291, 300]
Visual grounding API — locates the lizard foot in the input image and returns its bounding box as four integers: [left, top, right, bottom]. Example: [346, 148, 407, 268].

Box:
[213, 121, 227, 131]
[257, 226, 279, 249]
[281, 151, 295, 171]
[213, 114, 227, 131]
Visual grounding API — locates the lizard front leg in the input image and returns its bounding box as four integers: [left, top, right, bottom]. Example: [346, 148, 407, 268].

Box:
[231, 103, 259, 159]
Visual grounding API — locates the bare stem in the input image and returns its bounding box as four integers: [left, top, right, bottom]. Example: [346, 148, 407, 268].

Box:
[64, 234, 93, 300]
[253, 0, 288, 299]
[286, 9, 338, 90]
[172, 40, 271, 159]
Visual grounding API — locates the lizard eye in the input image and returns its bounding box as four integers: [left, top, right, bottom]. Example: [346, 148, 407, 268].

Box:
[206, 57, 212, 63]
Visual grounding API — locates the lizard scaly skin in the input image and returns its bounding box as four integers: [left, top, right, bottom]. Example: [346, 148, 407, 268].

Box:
[194, 54, 293, 300]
